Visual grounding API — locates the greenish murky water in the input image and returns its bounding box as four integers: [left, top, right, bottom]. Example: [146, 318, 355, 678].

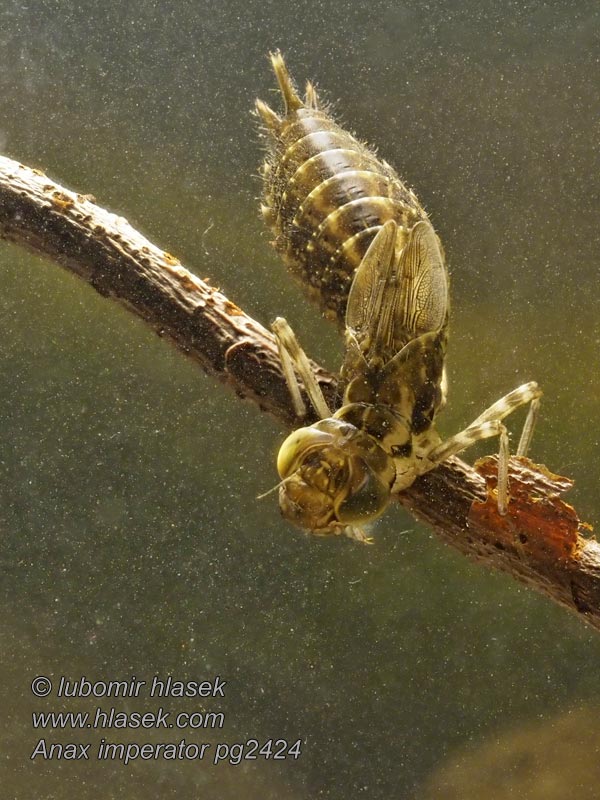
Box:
[1, 2, 599, 798]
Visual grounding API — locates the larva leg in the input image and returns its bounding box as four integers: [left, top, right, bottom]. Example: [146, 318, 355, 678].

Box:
[516, 394, 541, 457]
[273, 321, 307, 419]
[461, 382, 542, 438]
[426, 382, 542, 514]
[271, 317, 332, 420]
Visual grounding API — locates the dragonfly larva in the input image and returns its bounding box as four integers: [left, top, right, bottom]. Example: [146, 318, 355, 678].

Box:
[256, 52, 541, 541]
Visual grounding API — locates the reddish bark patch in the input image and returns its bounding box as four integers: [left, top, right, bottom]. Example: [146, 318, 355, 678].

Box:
[468, 456, 581, 565]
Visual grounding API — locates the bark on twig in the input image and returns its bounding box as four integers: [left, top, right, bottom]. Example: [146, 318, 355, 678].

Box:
[0, 154, 597, 629]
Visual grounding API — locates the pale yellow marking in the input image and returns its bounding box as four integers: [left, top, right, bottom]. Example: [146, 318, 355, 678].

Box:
[312, 196, 401, 240]
[292, 170, 390, 228]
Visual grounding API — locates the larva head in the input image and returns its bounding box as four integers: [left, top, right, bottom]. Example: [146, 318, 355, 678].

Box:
[276, 419, 393, 537]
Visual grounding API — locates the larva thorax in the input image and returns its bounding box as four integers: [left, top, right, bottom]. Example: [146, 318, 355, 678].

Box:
[256, 52, 427, 321]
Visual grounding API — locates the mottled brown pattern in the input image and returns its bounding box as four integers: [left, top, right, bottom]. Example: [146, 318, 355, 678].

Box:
[257, 56, 426, 321]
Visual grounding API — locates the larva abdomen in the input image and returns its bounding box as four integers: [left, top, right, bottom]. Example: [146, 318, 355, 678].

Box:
[256, 52, 427, 321]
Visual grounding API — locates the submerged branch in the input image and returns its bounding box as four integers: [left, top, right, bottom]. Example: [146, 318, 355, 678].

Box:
[0, 154, 597, 629]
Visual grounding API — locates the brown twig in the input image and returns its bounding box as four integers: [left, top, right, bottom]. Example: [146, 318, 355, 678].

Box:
[0, 154, 597, 629]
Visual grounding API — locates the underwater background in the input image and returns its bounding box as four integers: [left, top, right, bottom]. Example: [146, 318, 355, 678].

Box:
[1, 1, 599, 797]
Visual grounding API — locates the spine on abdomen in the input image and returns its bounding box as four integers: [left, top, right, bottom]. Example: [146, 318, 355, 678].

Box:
[256, 52, 427, 321]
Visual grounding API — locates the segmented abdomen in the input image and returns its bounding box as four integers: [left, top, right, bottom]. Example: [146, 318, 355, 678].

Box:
[256, 53, 427, 321]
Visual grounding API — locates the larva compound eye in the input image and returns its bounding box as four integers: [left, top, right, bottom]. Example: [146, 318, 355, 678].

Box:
[335, 465, 391, 525]
[276, 426, 335, 481]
